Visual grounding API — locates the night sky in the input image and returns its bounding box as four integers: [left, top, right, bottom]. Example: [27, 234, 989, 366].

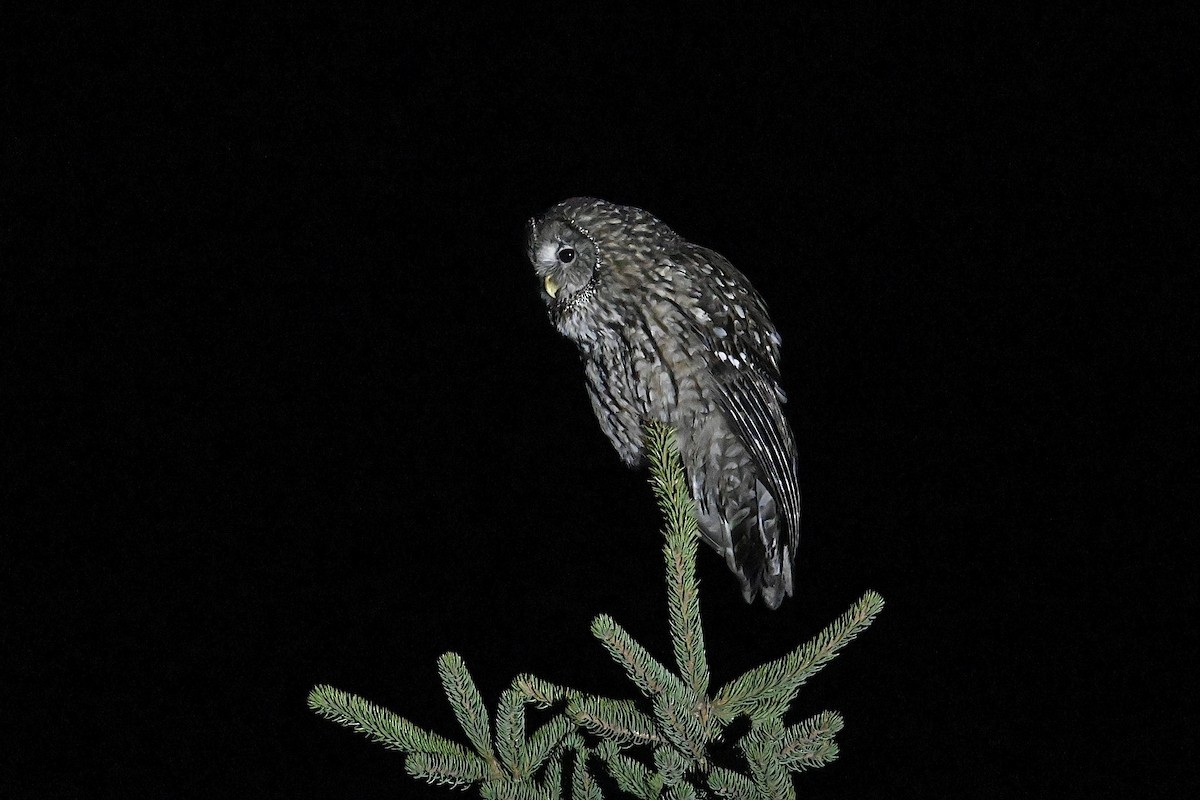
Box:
[4, 6, 1194, 798]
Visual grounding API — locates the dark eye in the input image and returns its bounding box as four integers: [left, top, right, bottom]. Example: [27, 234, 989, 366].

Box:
[557, 248, 576, 264]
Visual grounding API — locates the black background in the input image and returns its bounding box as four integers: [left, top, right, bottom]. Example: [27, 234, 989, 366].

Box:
[3, 5, 1195, 798]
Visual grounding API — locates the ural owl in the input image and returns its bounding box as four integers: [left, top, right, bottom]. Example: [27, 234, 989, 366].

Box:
[527, 198, 801, 608]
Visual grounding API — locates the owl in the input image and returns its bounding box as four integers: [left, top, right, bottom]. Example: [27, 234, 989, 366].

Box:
[527, 197, 802, 609]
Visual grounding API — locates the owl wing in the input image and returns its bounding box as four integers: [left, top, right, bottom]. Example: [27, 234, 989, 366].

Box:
[709, 362, 802, 553]
[680, 248, 803, 553]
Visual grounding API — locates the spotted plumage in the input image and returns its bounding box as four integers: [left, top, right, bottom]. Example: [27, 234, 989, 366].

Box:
[527, 197, 802, 608]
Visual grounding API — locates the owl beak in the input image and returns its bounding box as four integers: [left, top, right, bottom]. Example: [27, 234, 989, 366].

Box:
[544, 274, 560, 298]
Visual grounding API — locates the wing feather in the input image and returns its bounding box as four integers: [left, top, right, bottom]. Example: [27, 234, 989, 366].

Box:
[712, 365, 802, 554]
[674, 245, 802, 555]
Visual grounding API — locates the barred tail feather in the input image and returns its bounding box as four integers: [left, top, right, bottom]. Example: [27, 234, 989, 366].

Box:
[686, 415, 796, 609]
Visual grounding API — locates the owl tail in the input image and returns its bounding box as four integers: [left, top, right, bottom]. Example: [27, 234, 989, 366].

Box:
[696, 477, 794, 609]
[730, 479, 794, 609]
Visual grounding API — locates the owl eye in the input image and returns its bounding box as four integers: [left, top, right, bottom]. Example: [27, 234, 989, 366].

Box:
[557, 248, 576, 264]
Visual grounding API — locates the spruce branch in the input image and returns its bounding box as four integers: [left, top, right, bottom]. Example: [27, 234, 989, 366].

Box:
[653, 746, 691, 788]
[711, 589, 885, 720]
[778, 711, 843, 771]
[652, 693, 709, 768]
[307, 684, 473, 760]
[513, 672, 579, 708]
[645, 424, 710, 701]
[308, 420, 886, 799]
[740, 718, 793, 800]
[437, 652, 499, 768]
[664, 783, 702, 800]
[665, 528, 709, 700]
[406, 751, 491, 789]
[601, 748, 662, 799]
[572, 757, 606, 800]
[542, 758, 565, 800]
[524, 716, 576, 775]
[495, 688, 527, 774]
[644, 423, 701, 546]
[591, 613, 688, 699]
[707, 767, 756, 799]
[568, 696, 665, 746]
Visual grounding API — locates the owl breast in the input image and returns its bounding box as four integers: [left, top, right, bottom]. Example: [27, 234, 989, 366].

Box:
[566, 275, 716, 469]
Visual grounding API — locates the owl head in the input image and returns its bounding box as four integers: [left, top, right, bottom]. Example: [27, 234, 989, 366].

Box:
[527, 201, 602, 312]
[527, 197, 679, 318]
